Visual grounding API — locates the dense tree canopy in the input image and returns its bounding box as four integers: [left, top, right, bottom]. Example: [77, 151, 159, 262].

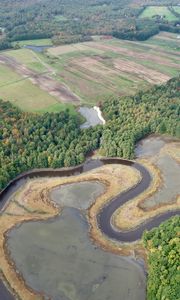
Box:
[0, 103, 102, 190]
[0, 77, 179, 190]
[143, 216, 180, 300]
[100, 77, 180, 158]
[0, 0, 179, 49]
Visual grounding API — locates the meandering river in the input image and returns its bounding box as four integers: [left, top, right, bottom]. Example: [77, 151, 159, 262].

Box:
[0, 136, 179, 299]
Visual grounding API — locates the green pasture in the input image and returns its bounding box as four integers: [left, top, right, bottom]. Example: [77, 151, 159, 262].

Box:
[12, 39, 53, 47]
[6, 49, 46, 73]
[0, 64, 76, 114]
[139, 6, 179, 21]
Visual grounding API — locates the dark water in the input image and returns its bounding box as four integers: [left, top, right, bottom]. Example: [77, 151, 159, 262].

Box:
[0, 281, 14, 300]
[97, 161, 180, 241]
[24, 45, 51, 53]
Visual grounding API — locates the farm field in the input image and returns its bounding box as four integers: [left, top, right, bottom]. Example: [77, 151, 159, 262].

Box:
[0, 62, 76, 113]
[0, 32, 179, 109]
[45, 32, 180, 104]
[12, 39, 53, 47]
[139, 6, 179, 21]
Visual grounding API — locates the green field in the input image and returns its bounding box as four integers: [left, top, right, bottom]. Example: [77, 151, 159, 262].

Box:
[5, 49, 47, 73]
[44, 32, 179, 104]
[12, 39, 53, 47]
[0, 32, 179, 111]
[139, 6, 179, 21]
[0, 64, 76, 114]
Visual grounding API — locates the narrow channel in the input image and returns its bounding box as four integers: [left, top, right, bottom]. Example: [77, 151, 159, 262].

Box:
[0, 156, 179, 299]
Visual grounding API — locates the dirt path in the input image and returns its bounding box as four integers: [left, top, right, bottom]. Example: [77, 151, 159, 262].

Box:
[0, 55, 80, 104]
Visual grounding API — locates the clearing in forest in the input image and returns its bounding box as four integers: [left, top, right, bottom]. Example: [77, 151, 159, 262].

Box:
[139, 6, 179, 21]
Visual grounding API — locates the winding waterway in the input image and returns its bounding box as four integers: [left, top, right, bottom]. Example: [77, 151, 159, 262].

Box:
[0, 137, 179, 299]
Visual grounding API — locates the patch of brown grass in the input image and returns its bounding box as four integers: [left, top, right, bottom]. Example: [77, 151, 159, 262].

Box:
[161, 142, 180, 163]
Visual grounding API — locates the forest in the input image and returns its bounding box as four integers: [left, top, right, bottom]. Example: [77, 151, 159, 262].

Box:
[0, 102, 102, 190]
[100, 77, 180, 158]
[0, 0, 179, 49]
[0, 77, 179, 191]
[143, 215, 180, 300]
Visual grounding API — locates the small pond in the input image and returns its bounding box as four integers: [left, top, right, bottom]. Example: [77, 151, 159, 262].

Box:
[24, 45, 51, 53]
[79, 107, 104, 129]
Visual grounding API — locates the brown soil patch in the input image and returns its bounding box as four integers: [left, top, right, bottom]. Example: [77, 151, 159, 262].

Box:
[0, 55, 80, 104]
[155, 32, 179, 41]
[69, 56, 142, 92]
[113, 59, 170, 84]
[48, 42, 104, 56]
[72, 57, 114, 75]
[92, 42, 179, 69]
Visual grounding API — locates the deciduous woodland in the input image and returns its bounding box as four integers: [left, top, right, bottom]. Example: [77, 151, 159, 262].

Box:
[143, 216, 180, 300]
[100, 77, 180, 157]
[0, 77, 179, 190]
[0, 2, 179, 299]
[0, 103, 101, 190]
[0, 0, 180, 50]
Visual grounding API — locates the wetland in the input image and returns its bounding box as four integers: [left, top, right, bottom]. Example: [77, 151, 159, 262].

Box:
[0, 135, 179, 300]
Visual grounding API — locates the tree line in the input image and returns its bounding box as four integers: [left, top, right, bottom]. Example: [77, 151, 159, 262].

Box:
[0, 102, 102, 190]
[100, 77, 180, 158]
[0, 77, 179, 190]
[0, 0, 179, 49]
